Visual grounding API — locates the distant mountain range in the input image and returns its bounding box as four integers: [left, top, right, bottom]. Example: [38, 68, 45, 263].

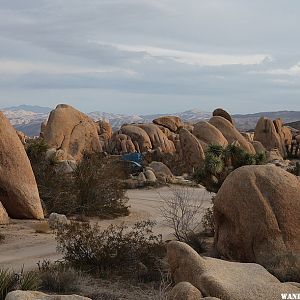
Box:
[2, 105, 300, 137]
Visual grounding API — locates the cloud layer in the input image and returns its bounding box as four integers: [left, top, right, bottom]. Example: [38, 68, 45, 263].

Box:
[0, 0, 300, 113]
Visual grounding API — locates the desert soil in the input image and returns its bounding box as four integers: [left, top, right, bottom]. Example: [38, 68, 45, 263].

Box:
[0, 186, 213, 270]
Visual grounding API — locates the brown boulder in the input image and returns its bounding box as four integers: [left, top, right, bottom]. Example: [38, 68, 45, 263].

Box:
[119, 125, 152, 153]
[251, 140, 266, 154]
[0, 202, 9, 224]
[169, 282, 202, 300]
[214, 165, 300, 267]
[213, 108, 233, 124]
[179, 128, 205, 171]
[153, 116, 184, 133]
[43, 104, 101, 161]
[193, 121, 228, 147]
[167, 241, 299, 300]
[0, 112, 44, 219]
[254, 117, 286, 157]
[97, 120, 112, 152]
[137, 124, 176, 153]
[209, 116, 255, 154]
[149, 161, 174, 182]
[108, 133, 136, 154]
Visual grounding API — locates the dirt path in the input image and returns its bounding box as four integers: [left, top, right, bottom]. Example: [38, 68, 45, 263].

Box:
[0, 186, 213, 270]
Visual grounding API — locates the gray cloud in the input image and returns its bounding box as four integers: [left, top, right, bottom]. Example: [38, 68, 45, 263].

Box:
[0, 0, 300, 113]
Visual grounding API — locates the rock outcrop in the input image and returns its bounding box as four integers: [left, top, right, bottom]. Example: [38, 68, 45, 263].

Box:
[43, 104, 101, 161]
[167, 241, 300, 300]
[179, 128, 205, 170]
[251, 140, 266, 154]
[138, 124, 176, 153]
[149, 161, 174, 182]
[5, 291, 91, 300]
[193, 121, 228, 148]
[97, 120, 112, 151]
[153, 116, 184, 133]
[212, 108, 233, 124]
[214, 165, 300, 267]
[118, 125, 152, 153]
[108, 133, 136, 154]
[0, 112, 44, 219]
[209, 116, 255, 154]
[254, 117, 288, 157]
[0, 202, 9, 224]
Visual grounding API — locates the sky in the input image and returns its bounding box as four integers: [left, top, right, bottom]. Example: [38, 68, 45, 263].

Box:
[0, 0, 300, 114]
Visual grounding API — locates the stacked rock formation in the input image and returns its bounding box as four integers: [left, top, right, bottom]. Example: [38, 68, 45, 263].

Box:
[0, 112, 44, 222]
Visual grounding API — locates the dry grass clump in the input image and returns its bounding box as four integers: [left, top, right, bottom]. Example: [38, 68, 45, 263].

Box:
[33, 221, 51, 234]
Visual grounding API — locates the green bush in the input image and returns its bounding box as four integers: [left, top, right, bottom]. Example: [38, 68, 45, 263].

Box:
[194, 144, 266, 192]
[56, 220, 165, 282]
[27, 144, 129, 218]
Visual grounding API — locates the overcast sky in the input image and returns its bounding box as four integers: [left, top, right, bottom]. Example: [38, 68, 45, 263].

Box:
[0, 0, 300, 114]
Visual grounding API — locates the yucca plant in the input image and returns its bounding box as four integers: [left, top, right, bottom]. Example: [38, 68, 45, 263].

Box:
[19, 269, 40, 291]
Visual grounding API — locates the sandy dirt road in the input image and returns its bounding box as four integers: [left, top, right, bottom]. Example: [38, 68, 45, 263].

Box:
[0, 186, 213, 270]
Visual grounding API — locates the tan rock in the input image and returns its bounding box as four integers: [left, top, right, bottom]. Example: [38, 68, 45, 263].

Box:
[251, 140, 266, 154]
[193, 121, 228, 147]
[119, 125, 152, 153]
[214, 165, 300, 267]
[16, 130, 27, 145]
[209, 116, 255, 154]
[137, 124, 176, 153]
[108, 133, 136, 154]
[43, 104, 102, 161]
[0, 202, 9, 224]
[153, 116, 184, 133]
[254, 117, 286, 157]
[97, 120, 112, 141]
[169, 282, 202, 300]
[241, 132, 254, 142]
[149, 161, 174, 182]
[167, 241, 300, 300]
[0, 112, 44, 219]
[212, 108, 233, 124]
[179, 128, 205, 171]
[5, 290, 91, 300]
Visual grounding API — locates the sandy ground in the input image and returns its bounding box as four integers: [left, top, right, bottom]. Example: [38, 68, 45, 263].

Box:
[0, 186, 213, 270]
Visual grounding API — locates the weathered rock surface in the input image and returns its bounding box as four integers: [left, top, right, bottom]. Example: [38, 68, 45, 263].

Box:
[251, 140, 266, 154]
[212, 108, 233, 124]
[43, 104, 101, 161]
[119, 125, 152, 153]
[5, 291, 91, 300]
[193, 121, 228, 147]
[138, 124, 176, 153]
[214, 165, 300, 267]
[97, 120, 112, 151]
[149, 161, 174, 182]
[179, 128, 205, 170]
[167, 241, 300, 300]
[169, 281, 203, 300]
[209, 116, 255, 154]
[0, 112, 44, 219]
[153, 116, 184, 133]
[254, 117, 287, 157]
[0, 202, 9, 224]
[108, 133, 136, 154]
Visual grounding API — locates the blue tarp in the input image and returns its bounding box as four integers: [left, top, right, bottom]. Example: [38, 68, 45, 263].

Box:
[121, 153, 143, 165]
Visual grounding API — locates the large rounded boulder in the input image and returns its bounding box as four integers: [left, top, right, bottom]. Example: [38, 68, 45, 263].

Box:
[213, 108, 233, 124]
[179, 128, 205, 170]
[193, 121, 228, 148]
[119, 125, 152, 153]
[137, 124, 176, 153]
[43, 104, 102, 161]
[254, 117, 286, 157]
[209, 116, 255, 154]
[0, 112, 44, 219]
[153, 116, 184, 133]
[214, 165, 300, 267]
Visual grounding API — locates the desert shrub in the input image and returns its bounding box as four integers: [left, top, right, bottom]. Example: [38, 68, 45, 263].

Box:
[56, 220, 165, 282]
[265, 252, 300, 282]
[194, 144, 266, 192]
[201, 207, 215, 237]
[159, 187, 207, 253]
[37, 260, 79, 293]
[0, 269, 15, 300]
[26, 138, 49, 164]
[28, 145, 129, 218]
[18, 269, 40, 291]
[73, 152, 129, 217]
